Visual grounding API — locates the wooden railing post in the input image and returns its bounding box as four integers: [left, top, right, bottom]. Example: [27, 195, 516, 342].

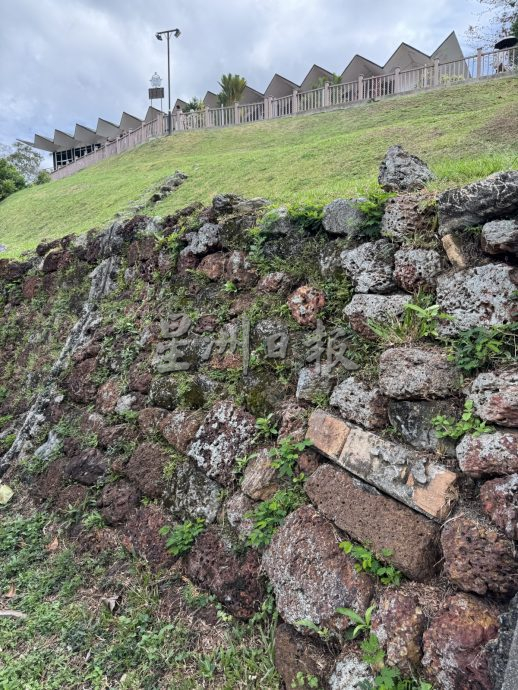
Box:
[234, 102, 239, 124]
[433, 58, 440, 86]
[394, 67, 401, 93]
[357, 75, 364, 100]
[292, 89, 298, 114]
[263, 97, 270, 119]
[269, 97, 275, 119]
[476, 47, 483, 78]
[323, 81, 330, 107]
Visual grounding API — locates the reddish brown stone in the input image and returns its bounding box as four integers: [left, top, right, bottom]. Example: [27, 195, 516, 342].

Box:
[124, 442, 170, 498]
[97, 423, 138, 451]
[42, 249, 72, 273]
[198, 252, 227, 279]
[96, 378, 122, 414]
[422, 593, 500, 690]
[263, 505, 374, 633]
[442, 516, 518, 598]
[468, 370, 518, 428]
[257, 271, 292, 294]
[0, 259, 30, 281]
[287, 285, 326, 326]
[176, 250, 199, 274]
[123, 505, 174, 569]
[278, 400, 308, 442]
[22, 276, 41, 300]
[65, 358, 98, 404]
[306, 408, 350, 461]
[99, 480, 140, 525]
[185, 526, 265, 619]
[127, 237, 156, 266]
[457, 430, 518, 477]
[372, 591, 426, 672]
[138, 407, 168, 436]
[159, 410, 205, 453]
[128, 363, 153, 394]
[72, 342, 101, 363]
[480, 474, 518, 540]
[64, 449, 108, 486]
[297, 448, 320, 476]
[274, 623, 334, 690]
[241, 448, 279, 501]
[305, 464, 441, 581]
[224, 250, 258, 286]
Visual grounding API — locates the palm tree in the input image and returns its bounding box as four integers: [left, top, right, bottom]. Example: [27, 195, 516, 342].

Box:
[183, 97, 204, 112]
[217, 74, 247, 107]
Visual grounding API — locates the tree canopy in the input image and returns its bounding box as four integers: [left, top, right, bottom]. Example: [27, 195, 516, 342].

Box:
[0, 158, 26, 202]
[217, 74, 247, 107]
[467, 0, 518, 48]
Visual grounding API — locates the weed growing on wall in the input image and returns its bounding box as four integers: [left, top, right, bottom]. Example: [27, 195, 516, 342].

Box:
[339, 541, 402, 586]
[448, 323, 518, 372]
[161, 518, 206, 557]
[432, 399, 493, 440]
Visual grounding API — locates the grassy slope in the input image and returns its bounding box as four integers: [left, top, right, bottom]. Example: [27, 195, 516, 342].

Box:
[1, 77, 517, 258]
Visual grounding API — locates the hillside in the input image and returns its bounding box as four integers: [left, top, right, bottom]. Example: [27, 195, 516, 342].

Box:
[1, 76, 518, 258]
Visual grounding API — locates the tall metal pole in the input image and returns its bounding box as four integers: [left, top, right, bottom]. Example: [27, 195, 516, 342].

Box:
[167, 33, 172, 135]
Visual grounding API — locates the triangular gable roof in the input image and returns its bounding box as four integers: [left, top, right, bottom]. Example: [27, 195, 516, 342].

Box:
[174, 98, 188, 110]
[431, 31, 464, 64]
[144, 106, 164, 123]
[239, 85, 264, 104]
[203, 91, 219, 107]
[300, 64, 334, 91]
[96, 118, 121, 139]
[383, 42, 432, 73]
[23, 135, 60, 153]
[341, 55, 383, 82]
[74, 124, 104, 145]
[53, 130, 78, 148]
[120, 112, 142, 131]
[263, 73, 300, 98]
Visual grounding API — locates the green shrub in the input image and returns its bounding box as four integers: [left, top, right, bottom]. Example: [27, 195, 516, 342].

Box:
[269, 437, 313, 480]
[357, 187, 395, 239]
[432, 399, 493, 440]
[449, 323, 518, 372]
[246, 489, 305, 548]
[339, 541, 402, 586]
[160, 518, 206, 556]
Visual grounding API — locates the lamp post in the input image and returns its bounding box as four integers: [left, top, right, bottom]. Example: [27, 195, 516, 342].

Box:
[155, 28, 181, 134]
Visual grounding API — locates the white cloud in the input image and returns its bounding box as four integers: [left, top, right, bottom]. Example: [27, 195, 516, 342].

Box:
[0, 0, 478, 147]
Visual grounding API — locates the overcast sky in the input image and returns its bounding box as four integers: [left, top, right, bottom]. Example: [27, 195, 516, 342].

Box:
[0, 0, 485, 149]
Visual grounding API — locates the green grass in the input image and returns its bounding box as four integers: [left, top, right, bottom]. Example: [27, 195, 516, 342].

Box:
[1, 77, 517, 258]
[0, 508, 280, 689]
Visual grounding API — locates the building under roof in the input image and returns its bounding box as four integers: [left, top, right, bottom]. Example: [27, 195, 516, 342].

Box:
[23, 108, 163, 170]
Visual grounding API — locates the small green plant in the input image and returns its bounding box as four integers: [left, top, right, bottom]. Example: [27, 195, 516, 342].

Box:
[339, 541, 402, 586]
[336, 604, 376, 639]
[360, 634, 385, 668]
[160, 518, 206, 556]
[449, 323, 518, 372]
[295, 619, 331, 641]
[286, 202, 324, 233]
[291, 671, 321, 688]
[0, 433, 16, 453]
[233, 452, 257, 477]
[368, 294, 451, 344]
[81, 510, 106, 531]
[0, 385, 7, 403]
[246, 489, 305, 548]
[254, 413, 279, 440]
[357, 187, 395, 239]
[223, 280, 238, 293]
[269, 437, 313, 480]
[432, 399, 493, 440]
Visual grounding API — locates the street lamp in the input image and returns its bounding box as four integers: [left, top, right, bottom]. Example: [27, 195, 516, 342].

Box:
[155, 28, 181, 134]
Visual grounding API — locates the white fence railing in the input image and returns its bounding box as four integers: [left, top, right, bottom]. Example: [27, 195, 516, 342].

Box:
[51, 47, 517, 181]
